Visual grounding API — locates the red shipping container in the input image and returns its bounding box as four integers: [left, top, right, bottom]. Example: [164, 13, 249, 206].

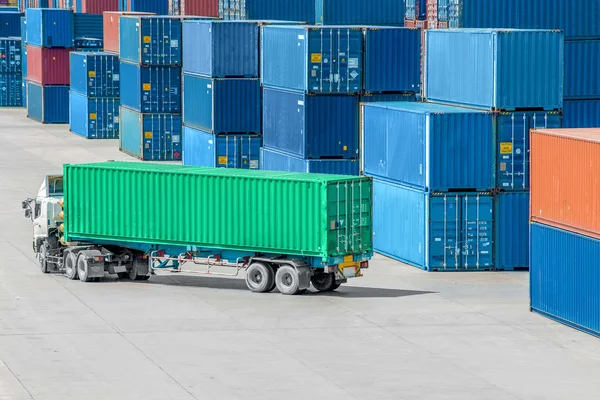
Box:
[103, 11, 155, 54]
[75, 0, 118, 13]
[181, 0, 218, 17]
[27, 45, 71, 86]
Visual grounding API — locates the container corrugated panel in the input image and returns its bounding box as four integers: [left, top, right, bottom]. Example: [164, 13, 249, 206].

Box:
[0, 12, 22, 37]
[21, 78, 26, 106]
[103, 12, 155, 55]
[448, 0, 600, 40]
[261, 26, 363, 94]
[73, 13, 103, 40]
[26, 45, 71, 85]
[120, 62, 181, 113]
[63, 161, 373, 259]
[263, 88, 359, 159]
[220, 0, 314, 22]
[182, 126, 261, 169]
[425, 29, 564, 111]
[531, 223, 600, 338]
[79, 0, 118, 13]
[315, 0, 404, 25]
[20, 16, 26, 76]
[70, 52, 119, 98]
[120, 16, 181, 65]
[563, 100, 600, 128]
[182, 21, 258, 78]
[182, 74, 260, 134]
[564, 40, 600, 100]
[405, 0, 416, 20]
[26, 9, 73, 48]
[496, 111, 562, 191]
[127, 0, 168, 14]
[531, 128, 600, 239]
[372, 179, 493, 271]
[359, 93, 417, 103]
[119, 107, 182, 160]
[364, 27, 421, 94]
[0, 38, 22, 75]
[262, 148, 359, 175]
[0, 73, 23, 106]
[494, 191, 529, 271]
[69, 93, 120, 139]
[363, 102, 494, 191]
[27, 82, 69, 123]
[181, 0, 217, 17]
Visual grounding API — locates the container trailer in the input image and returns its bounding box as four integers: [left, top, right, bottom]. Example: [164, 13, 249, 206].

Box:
[22, 162, 372, 294]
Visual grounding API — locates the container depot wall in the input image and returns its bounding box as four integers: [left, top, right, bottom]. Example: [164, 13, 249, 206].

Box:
[120, 62, 181, 113]
[362, 102, 494, 191]
[27, 82, 69, 123]
[563, 100, 600, 128]
[494, 192, 529, 271]
[26, 8, 74, 48]
[182, 126, 261, 169]
[69, 52, 120, 98]
[119, 16, 182, 65]
[103, 12, 155, 55]
[564, 40, 600, 100]
[63, 162, 373, 259]
[261, 26, 363, 94]
[119, 107, 182, 161]
[425, 29, 564, 111]
[69, 93, 120, 139]
[262, 88, 359, 159]
[262, 148, 359, 175]
[531, 128, 600, 239]
[182, 75, 261, 135]
[530, 223, 600, 338]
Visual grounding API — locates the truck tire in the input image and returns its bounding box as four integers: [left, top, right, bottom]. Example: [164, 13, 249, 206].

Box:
[311, 272, 336, 292]
[128, 260, 149, 281]
[275, 265, 306, 295]
[77, 255, 94, 283]
[37, 242, 49, 274]
[245, 262, 274, 293]
[64, 251, 78, 280]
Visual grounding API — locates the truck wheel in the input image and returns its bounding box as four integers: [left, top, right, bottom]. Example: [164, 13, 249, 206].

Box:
[77, 255, 93, 283]
[37, 242, 49, 274]
[311, 272, 336, 292]
[128, 260, 149, 281]
[64, 252, 78, 280]
[275, 265, 304, 295]
[245, 262, 274, 293]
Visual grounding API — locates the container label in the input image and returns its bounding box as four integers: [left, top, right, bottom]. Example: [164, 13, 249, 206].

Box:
[500, 142, 513, 154]
[88, 71, 96, 78]
[207, 84, 212, 89]
[145, 131, 153, 139]
[218, 156, 228, 165]
[250, 160, 259, 169]
[171, 40, 179, 48]
[143, 83, 151, 91]
[311, 53, 322, 63]
[113, 74, 120, 81]
[172, 135, 180, 143]
[348, 58, 358, 68]
[89, 113, 97, 120]
[297, 100, 304, 106]
[143, 36, 151, 43]
[114, 116, 119, 123]
[298, 35, 305, 40]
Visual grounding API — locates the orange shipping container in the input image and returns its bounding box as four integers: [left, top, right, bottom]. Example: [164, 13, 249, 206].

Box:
[102, 11, 155, 54]
[531, 128, 600, 239]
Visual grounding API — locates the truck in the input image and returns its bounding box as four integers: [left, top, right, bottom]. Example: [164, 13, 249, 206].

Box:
[22, 162, 373, 295]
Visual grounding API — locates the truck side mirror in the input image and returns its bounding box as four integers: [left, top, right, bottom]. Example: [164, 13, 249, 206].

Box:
[21, 201, 28, 209]
[24, 209, 31, 218]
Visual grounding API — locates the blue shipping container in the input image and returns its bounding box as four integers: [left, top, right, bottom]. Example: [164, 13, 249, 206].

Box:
[125, 0, 168, 14]
[373, 180, 493, 271]
[362, 102, 494, 191]
[120, 16, 181, 66]
[27, 82, 69, 123]
[315, 0, 404, 25]
[69, 92, 120, 139]
[425, 29, 564, 111]
[120, 62, 181, 113]
[70, 52, 119, 99]
[119, 107, 182, 161]
[494, 192, 529, 271]
[447, 0, 600, 40]
[364, 27, 421, 93]
[182, 126, 261, 169]
[20, 17, 27, 77]
[563, 100, 600, 129]
[261, 25, 363, 94]
[220, 0, 314, 22]
[0, 38, 22, 75]
[530, 223, 600, 338]
[359, 93, 417, 103]
[564, 40, 600, 100]
[182, 75, 260, 135]
[496, 111, 562, 191]
[73, 38, 104, 50]
[183, 21, 258, 78]
[26, 9, 74, 48]
[73, 13, 103, 40]
[262, 147, 359, 175]
[262, 88, 359, 159]
[0, 73, 23, 107]
[0, 12, 22, 38]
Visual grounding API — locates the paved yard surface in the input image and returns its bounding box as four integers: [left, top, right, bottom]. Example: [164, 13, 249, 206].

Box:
[1, 108, 599, 400]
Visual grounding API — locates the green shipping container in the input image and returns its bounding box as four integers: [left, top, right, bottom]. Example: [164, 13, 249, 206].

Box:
[63, 162, 373, 261]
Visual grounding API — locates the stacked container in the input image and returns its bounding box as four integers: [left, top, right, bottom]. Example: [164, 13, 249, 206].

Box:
[118, 0, 168, 14]
[118, 15, 182, 160]
[20, 15, 26, 105]
[69, 52, 120, 139]
[72, 13, 104, 51]
[181, 20, 261, 169]
[0, 37, 23, 106]
[26, 8, 73, 123]
[530, 128, 600, 338]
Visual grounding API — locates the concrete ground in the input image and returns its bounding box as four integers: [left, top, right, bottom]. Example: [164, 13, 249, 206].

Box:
[0, 108, 599, 400]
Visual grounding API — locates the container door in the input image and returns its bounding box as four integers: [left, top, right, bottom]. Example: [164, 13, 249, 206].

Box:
[239, 135, 261, 170]
[428, 194, 460, 270]
[215, 135, 238, 168]
[307, 29, 335, 93]
[461, 194, 493, 269]
[336, 28, 362, 94]
[497, 113, 528, 191]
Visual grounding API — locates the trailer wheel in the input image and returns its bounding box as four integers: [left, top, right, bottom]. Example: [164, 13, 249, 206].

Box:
[128, 260, 149, 281]
[245, 262, 275, 293]
[37, 242, 49, 274]
[275, 265, 306, 295]
[77, 255, 93, 283]
[311, 272, 336, 292]
[64, 251, 78, 280]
